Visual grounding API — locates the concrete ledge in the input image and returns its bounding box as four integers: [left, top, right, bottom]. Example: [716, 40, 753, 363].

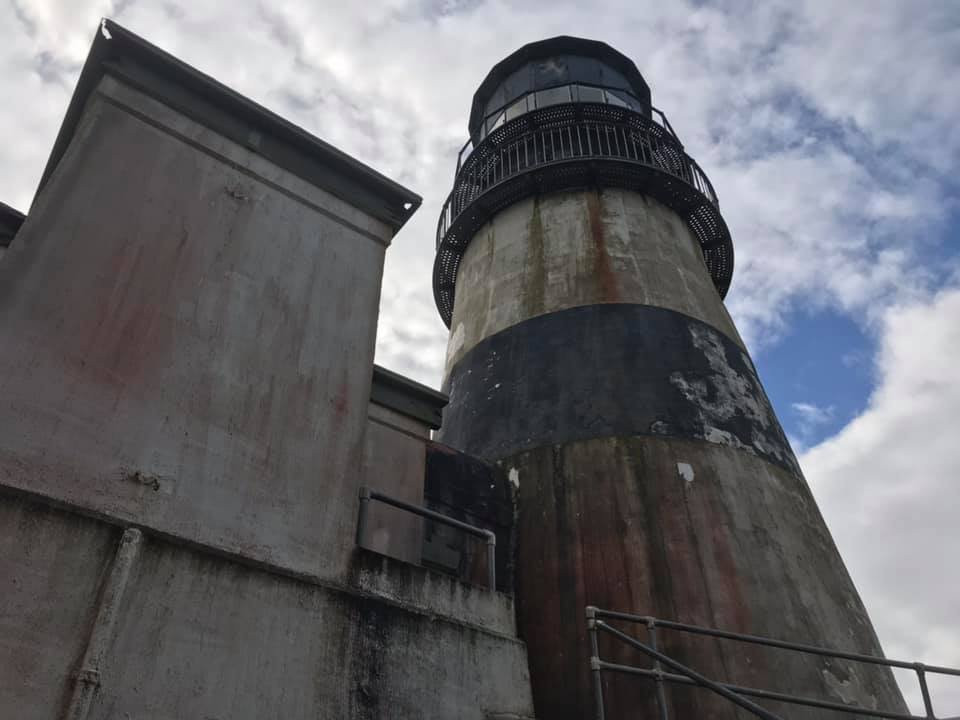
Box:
[0, 482, 518, 640]
[349, 547, 517, 637]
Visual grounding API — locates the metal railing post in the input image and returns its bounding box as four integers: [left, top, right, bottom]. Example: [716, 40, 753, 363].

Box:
[647, 618, 670, 720]
[586, 607, 606, 720]
[915, 663, 936, 719]
[356, 486, 371, 547]
[485, 531, 497, 591]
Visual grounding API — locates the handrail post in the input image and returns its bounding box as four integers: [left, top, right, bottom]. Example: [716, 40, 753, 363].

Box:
[485, 531, 497, 590]
[356, 486, 371, 547]
[647, 618, 670, 720]
[915, 663, 936, 719]
[586, 607, 606, 720]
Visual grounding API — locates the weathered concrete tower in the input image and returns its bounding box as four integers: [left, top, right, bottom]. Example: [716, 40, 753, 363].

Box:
[434, 37, 907, 719]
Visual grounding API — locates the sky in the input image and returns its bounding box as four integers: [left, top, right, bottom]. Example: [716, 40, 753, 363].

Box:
[1, 0, 958, 713]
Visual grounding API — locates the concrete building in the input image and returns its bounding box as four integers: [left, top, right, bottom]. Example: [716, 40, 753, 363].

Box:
[0, 21, 531, 720]
[0, 21, 937, 720]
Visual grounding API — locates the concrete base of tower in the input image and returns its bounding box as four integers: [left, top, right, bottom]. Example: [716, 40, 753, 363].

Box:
[503, 434, 907, 720]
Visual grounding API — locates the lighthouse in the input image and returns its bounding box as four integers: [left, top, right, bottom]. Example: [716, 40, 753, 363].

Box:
[433, 37, 907, 719]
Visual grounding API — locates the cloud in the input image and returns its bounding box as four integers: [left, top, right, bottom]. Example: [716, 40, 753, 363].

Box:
[790, 401, 835, 446]
[801, 288, 960, 714]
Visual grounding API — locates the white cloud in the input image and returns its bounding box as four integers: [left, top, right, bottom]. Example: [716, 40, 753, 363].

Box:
[791, 401, 833, 424]
[790, 401, 835, 447]
[802, 288, 960, 714]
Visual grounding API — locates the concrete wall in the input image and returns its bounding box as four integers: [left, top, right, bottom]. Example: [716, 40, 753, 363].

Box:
[423, 441, 515, 593]
[0, 493, 533, 720]
[0, 74, 390, 582]
[0, 500, 116, 719]
[446, 189, 742, 373]
[362, 402, 429, 565]
[360, 406, 515, 594]
[0, 63, 537, 719]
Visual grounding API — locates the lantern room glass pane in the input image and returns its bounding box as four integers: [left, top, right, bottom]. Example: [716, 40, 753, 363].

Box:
[487, 111, 505, 134]
[577, 85, 605, 104]
[505, 96, 529, 122]
[603, 90, 630, 108]
[535, 85, 572, 108]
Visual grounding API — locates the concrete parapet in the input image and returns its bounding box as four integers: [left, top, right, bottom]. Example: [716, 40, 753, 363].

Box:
[0, 493, 533, 719]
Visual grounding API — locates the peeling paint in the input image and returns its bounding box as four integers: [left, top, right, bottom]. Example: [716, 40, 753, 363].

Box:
[823, 667, 879, 710]
[508, 467, 520, 488]
[676, 462, 694, 483]
[670, 323, 799, 473]
[443, 304, 799, 475]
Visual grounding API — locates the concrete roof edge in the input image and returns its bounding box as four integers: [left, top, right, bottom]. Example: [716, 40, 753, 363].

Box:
[371, 364, 448, 430]
[0, 201, 26, 247]
[34, 19, 422, 233]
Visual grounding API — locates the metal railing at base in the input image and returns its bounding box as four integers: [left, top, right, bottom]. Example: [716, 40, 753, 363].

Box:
[356, 487, 496, 590]
[586, 607, 960, 720]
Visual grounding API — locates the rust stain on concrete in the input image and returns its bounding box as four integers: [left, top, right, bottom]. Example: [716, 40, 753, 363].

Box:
[513, 437, 771, 720]
[74, 218, 198, 387]
[585, 191, 619, 303]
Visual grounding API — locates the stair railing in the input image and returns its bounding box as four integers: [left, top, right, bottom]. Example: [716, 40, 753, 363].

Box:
[586, 606, 960, 720]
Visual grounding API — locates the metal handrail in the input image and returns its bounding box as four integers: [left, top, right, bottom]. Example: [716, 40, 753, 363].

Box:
[460, 106, 681, 178]
[356, 487, 497, 590]
[586, 606, 960, 720]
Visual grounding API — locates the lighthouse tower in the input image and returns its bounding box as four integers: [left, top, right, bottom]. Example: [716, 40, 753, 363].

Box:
[433, 37, 906, 719]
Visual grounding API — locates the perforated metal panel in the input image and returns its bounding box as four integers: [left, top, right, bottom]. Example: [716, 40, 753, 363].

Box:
[433, 103, 733, 326]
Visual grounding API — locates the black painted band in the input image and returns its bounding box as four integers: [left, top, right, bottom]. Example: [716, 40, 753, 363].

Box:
[438, 303, 799, 474]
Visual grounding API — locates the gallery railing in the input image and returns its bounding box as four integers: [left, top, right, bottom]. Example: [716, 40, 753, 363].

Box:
[432, 102, 734, 325]
[437, 104, 718, 251]
[586, 607, 960, 720]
